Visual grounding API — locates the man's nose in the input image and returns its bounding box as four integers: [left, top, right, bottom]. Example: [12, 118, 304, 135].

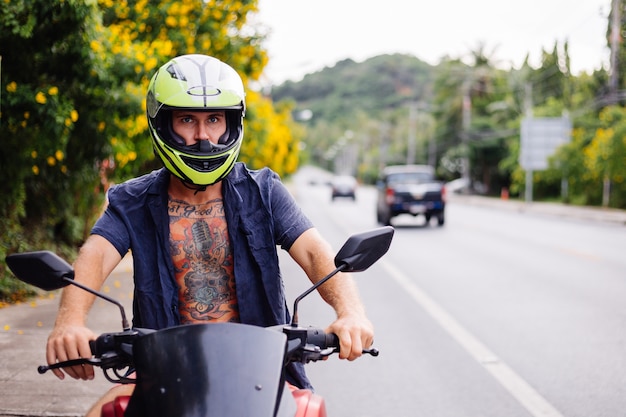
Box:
[196, 123, 211, 141]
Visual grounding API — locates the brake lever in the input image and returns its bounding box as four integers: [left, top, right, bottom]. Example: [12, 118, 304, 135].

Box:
[363, 347, 379, 357]
[319, 346, 380, 359]
[38, 357, 103, 374]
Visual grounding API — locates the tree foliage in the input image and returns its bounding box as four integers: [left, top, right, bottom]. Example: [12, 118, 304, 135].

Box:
[0, 0, 302, 301]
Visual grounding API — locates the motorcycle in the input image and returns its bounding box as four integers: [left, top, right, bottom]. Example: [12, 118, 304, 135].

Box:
[5, 226, 394, 417]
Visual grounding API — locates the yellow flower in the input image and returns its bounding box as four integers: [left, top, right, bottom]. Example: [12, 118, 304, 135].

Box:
[6, 81, 17, 93]
[145, 57, 158, 72]
[64, 118, 72, 127]
[35, 92, 47, 104]
[24, 111, 30, 119]
[90, 40, 103, 53]
[31, 151, 38, 158]
[47, 156, 56, 166]
[48, 86, 58, 96]
[70, 110, 79, 122]
[32, 166, 39, 175]
[98, 121, 106, 132]
[61, 165, 68, 174]
[55, 150, 64, 161]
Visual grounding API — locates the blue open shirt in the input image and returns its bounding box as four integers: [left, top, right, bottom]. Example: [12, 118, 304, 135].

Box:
[92, 163, 314, 388]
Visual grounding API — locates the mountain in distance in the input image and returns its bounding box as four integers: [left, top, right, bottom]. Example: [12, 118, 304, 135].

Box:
[268, 53, 436, 125]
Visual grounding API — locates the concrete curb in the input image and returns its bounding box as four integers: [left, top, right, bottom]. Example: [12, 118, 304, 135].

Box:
[448, 194, 626, 226]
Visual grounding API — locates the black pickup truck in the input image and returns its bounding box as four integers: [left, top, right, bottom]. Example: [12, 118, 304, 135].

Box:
[376, 165, 446, 226]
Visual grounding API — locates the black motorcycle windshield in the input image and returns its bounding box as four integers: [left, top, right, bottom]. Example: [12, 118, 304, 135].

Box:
[130, 323, 287, 417]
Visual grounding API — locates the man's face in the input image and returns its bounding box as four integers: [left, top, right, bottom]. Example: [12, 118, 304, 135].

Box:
[171, 110, 227, 146]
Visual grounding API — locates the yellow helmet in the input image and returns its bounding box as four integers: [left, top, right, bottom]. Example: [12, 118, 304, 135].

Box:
[146, 54, 245, 186]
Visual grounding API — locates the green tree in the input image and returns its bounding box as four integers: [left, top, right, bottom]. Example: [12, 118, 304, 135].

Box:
[584, 106, 626, 207]
[1, 0, 111, 244]
[1, 0, 110, 300]
[432, 45, 512, 193]
[0, 0, 303, 301]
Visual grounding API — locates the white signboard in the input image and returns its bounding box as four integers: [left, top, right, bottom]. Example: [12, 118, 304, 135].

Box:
[520, 117, 571, 170]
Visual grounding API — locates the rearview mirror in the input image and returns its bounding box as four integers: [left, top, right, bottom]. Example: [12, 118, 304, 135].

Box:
[5, 251, 74, 291]
[6, 250, 131, 330]
[291, 226, 394, 326]
[334, 226, 394, 272]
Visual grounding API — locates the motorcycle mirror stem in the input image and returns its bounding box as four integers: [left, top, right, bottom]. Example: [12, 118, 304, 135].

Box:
[62, 278, 131, 331]
[289, 226, 394, 327]
[290, 265, 346, 327]
[5, 251, 131, 331]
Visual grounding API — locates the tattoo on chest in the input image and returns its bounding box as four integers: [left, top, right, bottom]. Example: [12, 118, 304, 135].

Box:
[168, 197, 239, 323]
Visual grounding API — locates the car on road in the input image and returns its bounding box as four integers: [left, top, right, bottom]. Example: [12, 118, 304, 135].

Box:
[376, 165, 446, 226]
[331, 175, 357, 201]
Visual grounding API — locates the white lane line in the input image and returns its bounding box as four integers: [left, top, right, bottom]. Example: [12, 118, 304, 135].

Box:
[380, 260, 565, 417]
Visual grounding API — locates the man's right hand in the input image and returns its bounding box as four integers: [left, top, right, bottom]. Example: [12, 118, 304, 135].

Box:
[46, 324, 97, 380]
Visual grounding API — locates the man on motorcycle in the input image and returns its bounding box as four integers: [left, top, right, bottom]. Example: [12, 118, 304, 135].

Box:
[45, 54, 374, 417]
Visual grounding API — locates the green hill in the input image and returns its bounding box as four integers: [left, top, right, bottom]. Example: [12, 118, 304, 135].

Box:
[270, 54, 434, 125]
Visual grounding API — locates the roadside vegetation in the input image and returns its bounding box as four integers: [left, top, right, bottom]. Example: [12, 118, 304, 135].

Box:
[0, 0, 301, 302]
[272, 34, 626, 209]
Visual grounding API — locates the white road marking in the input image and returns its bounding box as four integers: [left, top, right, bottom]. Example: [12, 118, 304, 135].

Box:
[381, 260, 565, 417]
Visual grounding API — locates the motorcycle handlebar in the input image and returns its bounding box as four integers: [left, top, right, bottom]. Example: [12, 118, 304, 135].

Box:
[305, 328, 379, 356]
[305, 327, 339, 350]
[39, 325, 377, 378]
[38, 331, 138, 383]
[285, 326, 378, 363]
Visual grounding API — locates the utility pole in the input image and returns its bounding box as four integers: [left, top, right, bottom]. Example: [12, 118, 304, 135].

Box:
[461, 83, 471, 192]
[524, 83, 534, 203]
[603, 0, 621, 206]
[609, 0, 621, 104]
[406, 102, 417, 165]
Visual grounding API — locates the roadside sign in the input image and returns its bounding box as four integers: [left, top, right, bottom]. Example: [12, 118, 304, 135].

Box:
[520, 117, 572, 170]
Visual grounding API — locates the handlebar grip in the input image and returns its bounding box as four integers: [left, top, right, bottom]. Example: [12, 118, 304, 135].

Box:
[305, 327, 338, 349]
[326, 332, 339, 348]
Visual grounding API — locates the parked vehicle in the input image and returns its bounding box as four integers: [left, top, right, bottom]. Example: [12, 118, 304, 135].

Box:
[376, 165, 445, 226]
[330, 175, 357, 201]
[5, 227, 394, 417]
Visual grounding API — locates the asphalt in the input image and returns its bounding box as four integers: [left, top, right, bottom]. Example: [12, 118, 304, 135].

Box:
[0, 196, 624, 417]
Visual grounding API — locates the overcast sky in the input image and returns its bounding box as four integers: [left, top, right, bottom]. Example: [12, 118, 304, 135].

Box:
[254, 0, 611, 85]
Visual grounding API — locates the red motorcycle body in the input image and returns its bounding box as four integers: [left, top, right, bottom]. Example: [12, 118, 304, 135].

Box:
[102, 389, 326, 417]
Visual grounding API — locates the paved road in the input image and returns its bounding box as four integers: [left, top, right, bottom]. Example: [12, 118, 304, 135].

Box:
[0, 193, 623, 417]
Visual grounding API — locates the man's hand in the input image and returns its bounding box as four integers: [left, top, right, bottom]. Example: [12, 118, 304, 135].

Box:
[44, 235, 123, 381]
[289, 228, 376, 361]
[46, 323, 97, 380]
[326, 312, 374, 361]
